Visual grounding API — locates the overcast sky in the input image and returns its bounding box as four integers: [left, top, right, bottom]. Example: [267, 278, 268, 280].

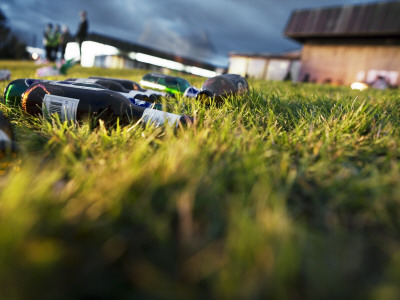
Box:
[1, 0, 385, 66]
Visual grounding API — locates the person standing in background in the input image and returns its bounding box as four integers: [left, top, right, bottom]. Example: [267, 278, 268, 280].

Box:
[59, 25, 72, 61]
[43, 23, 54, 62]
[75, 10, 88, 60]
[51, 24, 61, 61]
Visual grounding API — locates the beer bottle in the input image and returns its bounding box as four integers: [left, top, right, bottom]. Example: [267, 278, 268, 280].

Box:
[196, 74, 249, 104]
[21, 81, 191, 127]
[89, 76, 145, 91]
[58, 59, 78, 75]
[4, 78, 164, 112]
[67, 80, 164, 104]
[3, 78, 44, 106]
[66, 78, 130, 93]
[0, 110, 18, 159]
[0, 69, 11, 81]
[183, 86, 200, 98]
[88, 76, 170, 100]
[62, 81, 163, 110]
[65, 79, 164, 108]
[120, 92, 163, 110]
[87, 76, 168, 99]
[124, 90, 163, 103]
[3, 79, 100, 107]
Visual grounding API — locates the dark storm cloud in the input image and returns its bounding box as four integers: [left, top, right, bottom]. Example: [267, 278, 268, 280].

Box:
[0, 0, 382, 66]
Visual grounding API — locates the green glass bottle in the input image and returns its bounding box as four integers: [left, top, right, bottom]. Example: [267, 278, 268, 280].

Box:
[3, 78, 43, 106]
[58, 59, 78, 75]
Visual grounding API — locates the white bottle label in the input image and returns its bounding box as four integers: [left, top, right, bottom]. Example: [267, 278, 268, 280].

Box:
[127, 90, 142, 97]
[74, 78, 98, 84]
[43, 94, 80, 122]
[134, 99, 147, 106]
[142, 108, 181, 127]
[128, 90, 165, 97]
[0, 129, 11, 142]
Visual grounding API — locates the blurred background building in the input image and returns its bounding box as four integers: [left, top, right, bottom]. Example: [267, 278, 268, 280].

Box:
[284, 0, 400, 86]
[226, 0, 400, 87]
[228, 50, 301, 81]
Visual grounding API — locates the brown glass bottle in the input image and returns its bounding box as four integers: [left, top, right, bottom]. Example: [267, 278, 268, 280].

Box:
[197, 74, 249, 105]
[66, 78, 130, 93]
[89, 76, 145, 91]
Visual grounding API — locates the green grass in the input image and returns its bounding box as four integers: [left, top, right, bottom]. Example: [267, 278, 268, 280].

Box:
[1, 60, 400, 300]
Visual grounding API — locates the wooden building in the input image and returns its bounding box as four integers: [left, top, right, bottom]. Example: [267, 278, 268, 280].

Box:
[228, 50, 301, 81]
[284, 1, 400, 86]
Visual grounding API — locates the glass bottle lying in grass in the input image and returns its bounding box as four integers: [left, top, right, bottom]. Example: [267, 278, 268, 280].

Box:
[88, 76, 145, 92]
[62, 80, 164, 110]
[4, 79, 163, 111]
[3, 78, 42, 106]
[139, 73, 192, 96]
[20, 81, 192, 127]
[196, 74, 249, 105]
[0, 110, 18, 159]
[66, 77, 166, 102]
[0, 69, 11, 81]
[66, 77, 131, 93]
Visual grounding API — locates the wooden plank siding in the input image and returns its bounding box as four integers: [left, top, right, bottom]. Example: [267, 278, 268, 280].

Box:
[284, 1, 400, 86]
[299, 44, 400, 85]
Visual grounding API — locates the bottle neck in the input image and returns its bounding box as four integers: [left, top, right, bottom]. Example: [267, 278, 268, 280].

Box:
[4, 82, 29, 105]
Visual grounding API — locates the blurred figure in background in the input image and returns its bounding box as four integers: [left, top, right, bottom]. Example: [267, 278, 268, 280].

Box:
[75, 10, 88, 59]
[371, 75, 388, 90]
[43, 23, 54, 62]
[59, 25, 72, 61]
[52, 24, 61, 61]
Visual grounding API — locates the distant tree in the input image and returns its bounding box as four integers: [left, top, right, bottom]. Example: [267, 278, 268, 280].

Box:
[0, 9, 28, 59]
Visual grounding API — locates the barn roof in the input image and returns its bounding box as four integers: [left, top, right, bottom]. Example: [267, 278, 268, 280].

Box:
[285, 1, 400, 42]
[229, 50, 301, 60]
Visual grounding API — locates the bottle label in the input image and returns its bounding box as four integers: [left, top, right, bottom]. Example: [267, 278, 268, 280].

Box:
[183, 86, 200, 98]
[128, 90, 165, 97]
[132, 99, 148, 107]
[120, 93, 152, 108]
[0, 129, 11, 142]
[141, 109, 181, 127]
[74, 78, 98, 84]
[43, 94, 80, 122]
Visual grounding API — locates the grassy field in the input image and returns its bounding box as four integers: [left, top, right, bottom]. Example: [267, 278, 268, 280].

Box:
[1, 60, 400, 300]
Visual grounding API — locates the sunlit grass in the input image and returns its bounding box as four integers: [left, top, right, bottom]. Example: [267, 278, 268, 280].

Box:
[1, 60, 400, 299]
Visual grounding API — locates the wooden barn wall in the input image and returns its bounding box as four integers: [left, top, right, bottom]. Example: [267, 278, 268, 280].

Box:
[299, 44, 400, 85]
